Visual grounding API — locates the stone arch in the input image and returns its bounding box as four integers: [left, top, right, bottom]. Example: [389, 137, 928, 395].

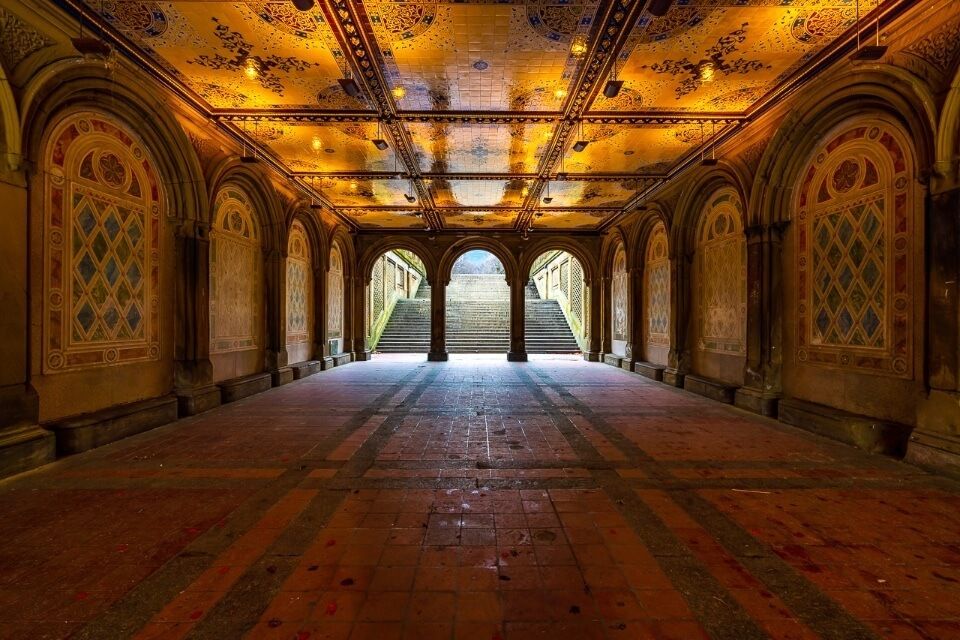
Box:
[673, 165, 749, 259]
[359, 236, 437, 286]
[640, 216, 671, 367]
[327, 237, 347, 349]
[752, 67, 936, 228]
[207, 160, 283, 254]
[286, 204, 328, 272]
[936, 62, 960, 186]
[609, 238, 628, 357]
[783, 114, 924, 424]
[519, 237, 599, 283]
[285, 218, 314, 364]
[0, 67, 19, 171]
[439, 237, 517, 285]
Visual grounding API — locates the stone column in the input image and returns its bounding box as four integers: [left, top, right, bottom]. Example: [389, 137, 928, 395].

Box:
[0, 170, 54, 478]
[909, 185, 960, 474]
[313, 263, 333, 370]
[663, 251, 690, 387]
[623, 266, 642, 370]
[173, 220, 220, 415]
[508, 275, 527, 362]
[263, 247, 292, 385]
[351, 275, 371, 361]
[428, 278, 449, 361]
[583, 276, 602, 361]
[734, 222, 785, 416]
[600, 275, 613, 357]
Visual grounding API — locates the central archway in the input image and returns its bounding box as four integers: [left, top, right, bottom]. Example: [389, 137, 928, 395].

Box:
[446, 250, 509, 354]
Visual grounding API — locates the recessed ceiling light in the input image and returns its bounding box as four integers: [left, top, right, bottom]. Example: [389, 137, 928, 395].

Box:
[473, 60, 489, 71]
[311, 135, 322, 152]
[349, 181, 358, 191]
[697, 61, 716, 82]
[391, 85, 407, 100]
[243, 58, 260, 80]
[554, 89, 567, 100]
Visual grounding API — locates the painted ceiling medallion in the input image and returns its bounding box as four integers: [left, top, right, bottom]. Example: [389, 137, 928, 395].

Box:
[251, 1, 326, 38]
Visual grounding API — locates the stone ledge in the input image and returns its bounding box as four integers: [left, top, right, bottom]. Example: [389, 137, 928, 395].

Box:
[603, 354, 623, 368]
[734, 387, 779, 417]
[45, 395, 178, 456]
[779, 397, 913, 457]
[507, 352, 528, 362]
[175, 385, 221, 417]
[684, 375, 737, 404]
[633, 361, 665, 381]
[218, 373, 272, 404]
[0, 425, 55, 479]
[332, 353, 353, 367]
[320, 357, 335, 371]
[906, 430, 960, 478]
[662, 369, 685, 387]
[272, 367, 294, 387]
[291, 361, 321, 379]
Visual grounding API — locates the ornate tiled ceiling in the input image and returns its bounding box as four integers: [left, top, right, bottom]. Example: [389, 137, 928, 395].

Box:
[80, 0, 883, 231]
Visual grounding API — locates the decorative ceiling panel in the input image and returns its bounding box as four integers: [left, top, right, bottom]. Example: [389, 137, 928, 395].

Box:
[318, 177, 415, 207]
[534, 209, 617, 229]
[430, 179, 527, 208]
[540, 180, 637, 208]
[442, 210, 519, 229]
[594, 1, 859, 112]
[363, 1, 599, 111]
[90, 1, 367, 109]
[563, 122, 730, 174]
[251, 121, 397, 172]
[406, 121, 555, 173]
[338, 208, 424, 228]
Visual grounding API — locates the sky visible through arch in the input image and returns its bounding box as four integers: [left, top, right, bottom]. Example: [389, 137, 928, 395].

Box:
[452, 250, 504, 275]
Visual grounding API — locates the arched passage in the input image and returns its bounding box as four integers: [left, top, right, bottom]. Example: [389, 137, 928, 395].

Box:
[445, 250, 510, 354]
[527, 250, 586, 354]
[368, 248, 430, 355]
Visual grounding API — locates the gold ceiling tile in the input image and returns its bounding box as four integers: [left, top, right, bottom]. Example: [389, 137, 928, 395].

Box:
[319, 178, 415, 207]
[251, 122, 397, 173]
[540, 180, 637, 208]
[564, 123, 730, 174]
[364, 1, 599, 111]
[534, 209, 615, 230]
[90, 1, 361, 109]
[431, 179, 526, 208]
[339, 209, 424, 229]
[602, 1, 859, 112]
[442, 210, 518, 230]
[406, 121, 555, 173]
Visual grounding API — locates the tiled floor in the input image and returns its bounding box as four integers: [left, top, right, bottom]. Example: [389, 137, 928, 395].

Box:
[1, 355, 959, 639]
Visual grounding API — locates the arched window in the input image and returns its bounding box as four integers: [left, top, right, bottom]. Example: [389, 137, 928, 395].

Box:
[286, 220, 313, 360]
[644, 222, 670, 354]
[611, 245, 628, 345]
[796, 120, 915, 378]
[697, 189, 746, 355]
[43, 112, 162, 372]
[328, 244, 344, 338]
[210, 186, 261, 354]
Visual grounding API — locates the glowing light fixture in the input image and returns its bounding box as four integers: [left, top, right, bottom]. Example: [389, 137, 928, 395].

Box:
[391, 85, 407, 100]
[311, 135, 323, 152]
[349, 180, 358, 191]
[850, 0, 887, 61]
[554, 88, 567, 100]
[697, 61, 715, 83]
[521, 185, 530, 197]
[292, 0, 315, 10]
[371, 120, 389, 151]
[570, 35, 588, 57]
[244, 58, 260, 80]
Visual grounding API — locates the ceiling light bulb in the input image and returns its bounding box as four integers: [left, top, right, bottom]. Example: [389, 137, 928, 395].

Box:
[554, 89, 567, 100]
[244, 58, 259, 80]
[311, 135, 322, 152]
[391, 86, 407, 100]
[698, 61, 715, 82]
[349, 181, 358, 191]
[522, 186, 530, 197]
[570, 36, 588, 57]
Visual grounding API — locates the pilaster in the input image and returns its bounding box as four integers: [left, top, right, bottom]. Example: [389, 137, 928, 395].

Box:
[429, 279, 449, 362]
[583, 276, 603, 361]
[508, 275, 527, 362]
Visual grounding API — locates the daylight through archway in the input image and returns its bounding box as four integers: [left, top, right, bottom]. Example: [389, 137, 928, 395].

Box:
[368, 250, 429, 355]
[527, 251, 586, 354]
[445, 250, 509, 353]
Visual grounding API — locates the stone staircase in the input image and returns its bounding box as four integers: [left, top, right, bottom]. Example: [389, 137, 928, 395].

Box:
[374, 275, 580, 354]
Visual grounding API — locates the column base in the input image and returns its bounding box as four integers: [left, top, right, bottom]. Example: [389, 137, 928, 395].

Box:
[582, 351, 602, 362]
[0, 424, 55, 480]
[428, 351, 449, 362]
[507, 351, 528, 362]
[906, 430, 960, 479]
[320, 356, 335, 371]
[175, 384, 221, 417]
[271, 366, 294, 387]
[353, 350, 372, 362]
[734, 387, 780, 417]
[662, 368, 685, 387]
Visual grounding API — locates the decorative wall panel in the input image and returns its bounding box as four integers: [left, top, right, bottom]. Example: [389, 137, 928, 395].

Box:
[371, 255, 385, 325]
[611, 245, 628, 341]
[571, 258, 584, 328]
[328, 244, 344, 338]
[645, 222, 670, 347]
[43, 112, 162, 373]
[697, 189, 746, 354]
[796, 122, 915, 378]
[210, 187, 261, 354]
[285, 220, 312, 348]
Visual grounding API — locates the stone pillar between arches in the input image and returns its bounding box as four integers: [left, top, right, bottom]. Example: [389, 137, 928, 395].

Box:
[428, 280, 449, 362]
[508, 275, 527, 362]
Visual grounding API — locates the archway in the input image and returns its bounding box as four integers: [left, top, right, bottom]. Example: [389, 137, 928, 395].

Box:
[446, 250, 509, 354]
[527, 251, 584, 354]
[368, 249, 429, 355]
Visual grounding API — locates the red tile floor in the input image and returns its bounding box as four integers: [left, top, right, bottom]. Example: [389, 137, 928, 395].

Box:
[1, 355, 959, 639]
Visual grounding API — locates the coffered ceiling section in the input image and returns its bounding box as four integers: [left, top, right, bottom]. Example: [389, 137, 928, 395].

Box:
[80, 0, 877, 231]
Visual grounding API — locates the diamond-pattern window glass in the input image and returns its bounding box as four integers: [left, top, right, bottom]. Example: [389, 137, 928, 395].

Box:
[328, 244, 344, 337]
[697, 189, 746, 355]
[371, 256, 385, 325]
[210, 187, 262, 354]
[571, 258, 584, 327]
[645, 222, 670, 348]
[612, 246, 628, 342]
[286, 220, 313, 348]
[796, 121, 915, 378]
[43, 112, 162, 373]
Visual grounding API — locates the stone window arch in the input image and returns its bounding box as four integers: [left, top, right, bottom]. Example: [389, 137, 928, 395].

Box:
[286, 220, 312, 361]
[328, 244, 344, 339]
[210, 186, 261, 354]
[696, 188, 746, 355]
[644, 222, 670, 358]
[42, 111, 163, 373]
[795, 120, 916, 378]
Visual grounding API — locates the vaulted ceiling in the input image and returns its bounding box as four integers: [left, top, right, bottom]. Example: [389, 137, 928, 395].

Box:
[78, 0, 878, 232]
